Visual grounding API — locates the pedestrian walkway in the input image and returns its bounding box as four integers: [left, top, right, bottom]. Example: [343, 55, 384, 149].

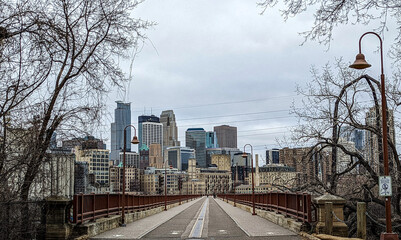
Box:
[91, 196, 301, 239]
[214, 198, 299, 237]
[91, 197, 204, 239]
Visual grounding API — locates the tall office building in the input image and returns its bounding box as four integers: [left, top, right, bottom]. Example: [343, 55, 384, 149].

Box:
[266, 148, 280, 164]
[138, 115, 161, 150]
[365, 106, 395, 174]
[149, 143, 163, 168]
[160, 110, 180, 149]
[206, 131, 218, 148]
[116, 151, 140, 168]
[186, 128, 207, 168]
[140, 122, 163, 150]
[340, 126, 365, 151]
[75, 147, 110, 186]
[110, 101, 131, 162]
[164, 146, 195, 171]
[214, 125, 237, 148]
[139, 144, 150, 169]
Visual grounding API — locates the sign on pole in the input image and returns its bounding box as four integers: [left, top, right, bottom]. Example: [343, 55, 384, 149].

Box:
[379, 176, 392, 197]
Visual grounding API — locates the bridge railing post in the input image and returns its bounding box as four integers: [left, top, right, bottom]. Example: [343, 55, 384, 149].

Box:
[357, 202, 367, 240]
[313, 193, 348, 237]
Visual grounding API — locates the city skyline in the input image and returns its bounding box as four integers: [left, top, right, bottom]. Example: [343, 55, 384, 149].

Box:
[98, 0, 398, 160]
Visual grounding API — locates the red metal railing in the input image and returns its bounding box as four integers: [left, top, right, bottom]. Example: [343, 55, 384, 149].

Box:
[218, 192, 314, 223]
[72, 193, 200, 224]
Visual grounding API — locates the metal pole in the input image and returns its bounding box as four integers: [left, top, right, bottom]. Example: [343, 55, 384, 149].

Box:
[164, 160, 167, 211]
[120, 124, 138, 227]
[243, 144, 256, 215]
[121, 128, 127, 226]
[380, 72, 392, 235]
[360, 32, 391, 234]
[179, 176, 182, 205]
[352, 32, 397, 239]
[251, 147, 256, 215]
[234, 165, 236, 207]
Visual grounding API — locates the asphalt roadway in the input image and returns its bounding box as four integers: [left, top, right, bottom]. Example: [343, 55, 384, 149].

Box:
[91, 196, 302, 240]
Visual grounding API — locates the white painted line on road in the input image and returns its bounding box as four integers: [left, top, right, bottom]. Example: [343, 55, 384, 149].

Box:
[136, 197, 204, 239]
[189, 197, 209, 238]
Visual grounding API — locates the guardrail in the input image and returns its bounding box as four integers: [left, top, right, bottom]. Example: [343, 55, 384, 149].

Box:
[72, 193, 200, 224]
[218, 192, 314, 223]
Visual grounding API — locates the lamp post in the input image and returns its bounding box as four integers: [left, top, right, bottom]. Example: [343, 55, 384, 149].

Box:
[121, 125, 139, 227]
[164, 159, 168, 211]
[349, 32, 398, 240]
[234, 164, 237, 207]
[242, 144, 256, 215]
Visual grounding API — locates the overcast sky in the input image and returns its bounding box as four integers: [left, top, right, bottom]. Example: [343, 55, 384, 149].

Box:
[100, 0, 396, 163]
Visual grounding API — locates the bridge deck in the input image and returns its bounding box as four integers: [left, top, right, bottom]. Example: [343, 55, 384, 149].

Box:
[91, 196, 302, 239]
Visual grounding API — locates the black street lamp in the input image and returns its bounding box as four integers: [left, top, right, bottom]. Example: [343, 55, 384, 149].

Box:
[349, 32, 398, 240]
[121, 125, 139, 227]
[242, 144, 256, 215]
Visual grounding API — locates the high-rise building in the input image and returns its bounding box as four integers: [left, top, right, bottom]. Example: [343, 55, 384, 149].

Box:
[149, 143, 163, 168]
[75, 147, 110, 186]
[139, 144, 150, 169]
[110, 101, 131, 162]
[164, 146, 195, 171]
[365, 106, 395, 174]
[206, 147, 242, 167]
[138, 115, 162, 150]
[266, 148, 280, 164]
[214, 125, 237, 148]
[337, 138, 357, 174]
[279, 147, 332, 184]
[211, 154, 231, 172]
[115, 151, 140, 168]
[340, 126, 365, 151]
[206, 131, 218, 148]
[62, 135, 106, 151]
[186, 128, 207, 168]
[109, 166, 142, 193]
[160, 110, 180, 149]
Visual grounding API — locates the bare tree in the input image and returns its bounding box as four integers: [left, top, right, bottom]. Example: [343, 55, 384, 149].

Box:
[289, 59, 401, 237]
[257, 0, 401, 49]
[0, 0, 152, 238]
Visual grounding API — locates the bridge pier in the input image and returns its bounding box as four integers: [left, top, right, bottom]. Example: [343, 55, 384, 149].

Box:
[44, 197, 72, 240]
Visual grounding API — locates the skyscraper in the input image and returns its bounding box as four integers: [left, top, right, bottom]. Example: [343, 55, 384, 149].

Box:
[164, 146, 195, 171]
[138, 115, 160, 150]
[160, 110, 180, 149]
[186, 128, 207, 168]
[339, 126, 365, 151]
[206, 131, 218, 148]
[266, 148, 280, 164]
[365, 106, 395, 174]
[214, 125, 237, 148]
[110, 101, 131, 162]
[138, 115, 163, 161]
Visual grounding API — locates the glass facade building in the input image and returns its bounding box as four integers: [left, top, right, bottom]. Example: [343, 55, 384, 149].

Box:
[206, 131, 219, 148]
[110, 101, 131, 162]
[165, 146, 195, 171]
[266, 148, 280, 164]
[185, 128, 207, 168]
